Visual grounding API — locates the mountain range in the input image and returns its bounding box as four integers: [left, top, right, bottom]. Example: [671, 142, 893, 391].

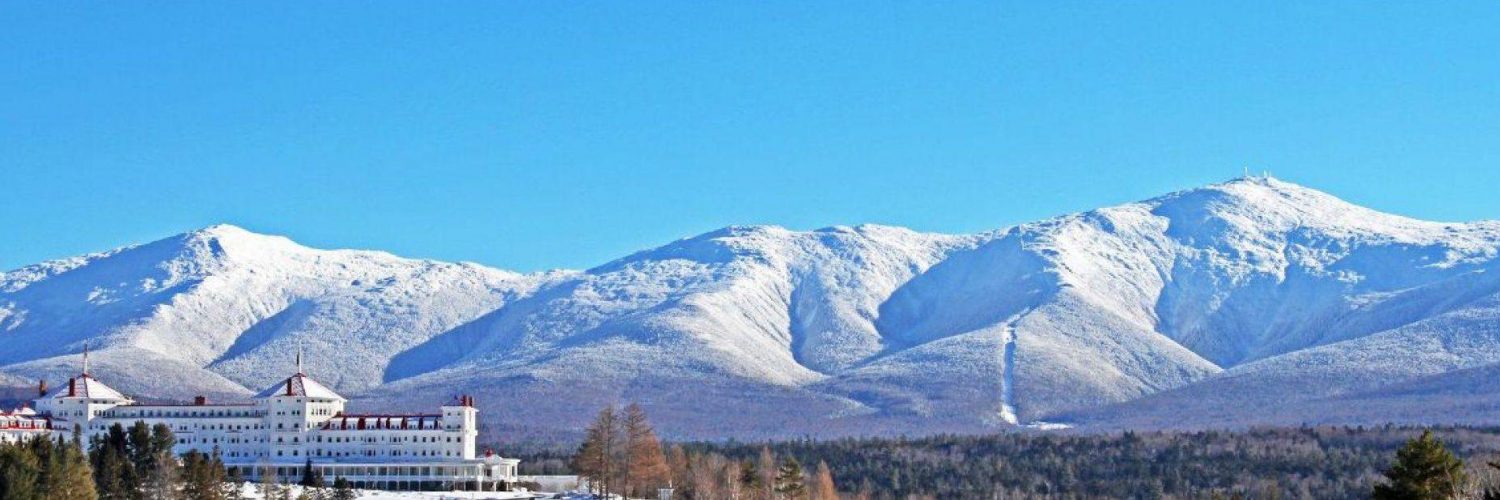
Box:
[4, 176, 1500, 440]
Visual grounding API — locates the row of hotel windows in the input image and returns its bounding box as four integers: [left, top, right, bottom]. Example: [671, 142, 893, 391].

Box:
[110, 409, 263, 418]
[167, 434, 462, 446]
[88, 421, 454, 433]
[92, 422, 263, 432]
[273, 408, 336, 417]
[210, 447, 461, 459]
[232, 465, 486, 478]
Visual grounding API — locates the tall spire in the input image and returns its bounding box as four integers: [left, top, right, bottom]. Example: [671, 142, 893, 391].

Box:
[296, 340, 304, 375]
[82, 341, 90, 377]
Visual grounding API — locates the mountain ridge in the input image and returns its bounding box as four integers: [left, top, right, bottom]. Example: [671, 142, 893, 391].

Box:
[5, 176, 1500, 438]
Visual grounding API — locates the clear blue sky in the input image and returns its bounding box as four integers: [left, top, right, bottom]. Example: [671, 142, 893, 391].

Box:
[4, 2, 1498, 272]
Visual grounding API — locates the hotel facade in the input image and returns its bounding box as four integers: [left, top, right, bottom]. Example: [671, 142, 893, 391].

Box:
[1, 355, 520, 492]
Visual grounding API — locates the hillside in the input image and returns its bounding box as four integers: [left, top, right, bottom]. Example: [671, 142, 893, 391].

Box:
[4, 176, 1499, 439]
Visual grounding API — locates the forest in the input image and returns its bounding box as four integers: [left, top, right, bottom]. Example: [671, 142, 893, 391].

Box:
[504, 423, 1500, 499]
[8, 413, 1500, 498]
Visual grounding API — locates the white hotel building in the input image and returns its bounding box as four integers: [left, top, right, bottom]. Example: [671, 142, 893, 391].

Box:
[2, 355, 521, 492]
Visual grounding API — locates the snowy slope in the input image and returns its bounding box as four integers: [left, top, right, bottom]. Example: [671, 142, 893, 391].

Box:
[5, 177, 1500, 438]
[0, 225, 550, 399]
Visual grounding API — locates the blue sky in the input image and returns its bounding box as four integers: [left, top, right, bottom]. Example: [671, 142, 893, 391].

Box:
[3, 2, 1498, 272]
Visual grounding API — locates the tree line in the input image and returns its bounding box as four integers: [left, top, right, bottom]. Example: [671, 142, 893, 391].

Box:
[571, 403, 837, 499]
[676, 426, 1500, 499]
[12, 417, 1500, 499]
[0, 422, 359, 500]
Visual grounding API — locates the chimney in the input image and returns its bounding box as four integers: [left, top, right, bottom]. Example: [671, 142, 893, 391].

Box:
[37, 379, 47, 397]
[194, 396, 207, 406]
[68, 378, 76, 397]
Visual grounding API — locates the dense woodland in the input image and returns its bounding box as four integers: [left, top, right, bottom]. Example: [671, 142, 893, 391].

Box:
[503, 423, 1500, 499]
[685, 426, 1500, 499]
[8, 413, 1500, 498]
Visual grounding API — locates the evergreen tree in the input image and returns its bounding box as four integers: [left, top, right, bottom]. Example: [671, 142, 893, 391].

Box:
[773, 457, 805, 499]
[0, 443, 41, 500]
[330, 477, 355, 500]
[1372, 430, 1466, 500]
[25, 437, 54, 498]
[50, 436, 98, 500]
[180, 451, 224, 500]
[90, 424, 137, 500]
[205, 451, 229, 500]
[298, 458, 324, 489]
[126, 421, 153, 484]
[740, 459, 761, 499]
[142, 424, 180, 500]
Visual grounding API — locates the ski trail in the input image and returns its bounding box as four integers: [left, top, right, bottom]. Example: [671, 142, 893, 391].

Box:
[998, 321, 1019, 425]
[996, 313, 1074, 431]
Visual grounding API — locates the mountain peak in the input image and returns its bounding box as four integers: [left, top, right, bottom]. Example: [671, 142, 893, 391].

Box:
[174, 224, 308, 263]
[184, 223, 288, 243]
[6, 179, 1500, 438]
[1140, 175, 1438, 237]
[1210, 174, 1346, 203]
[191, 223, 254, 237]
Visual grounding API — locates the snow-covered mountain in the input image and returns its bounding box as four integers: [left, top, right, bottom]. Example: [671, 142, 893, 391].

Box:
[4, 176, 1499, 438]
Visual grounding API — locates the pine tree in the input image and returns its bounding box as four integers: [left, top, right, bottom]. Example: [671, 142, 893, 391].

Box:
[740, 459, 761, 499]
[622, 403, 670, 498]
[143, 424, 180, 500]
[26, 436, 55, 498]
[50, 436, 98, 500]
[0, 443, 41, 500]
[810, 460, 837, 500]
[1372, 430, 1467, 500]
[298, 458, 324, 489]
[330, 477, 355, 500]
[774, 457, 806, 499]
[181, 451, 222, 500]
[127, 421, 153, 484]
[90, 425, 137, 500]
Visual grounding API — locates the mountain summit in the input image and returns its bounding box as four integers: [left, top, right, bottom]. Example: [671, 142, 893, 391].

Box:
[5, 177, 1500, 438]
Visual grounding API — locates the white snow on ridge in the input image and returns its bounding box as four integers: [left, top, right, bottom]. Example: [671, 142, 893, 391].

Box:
[5, 176, 1500, 437]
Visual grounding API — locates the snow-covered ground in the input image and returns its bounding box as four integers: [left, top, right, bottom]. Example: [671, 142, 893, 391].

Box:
[6, 176, 1500, 436]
